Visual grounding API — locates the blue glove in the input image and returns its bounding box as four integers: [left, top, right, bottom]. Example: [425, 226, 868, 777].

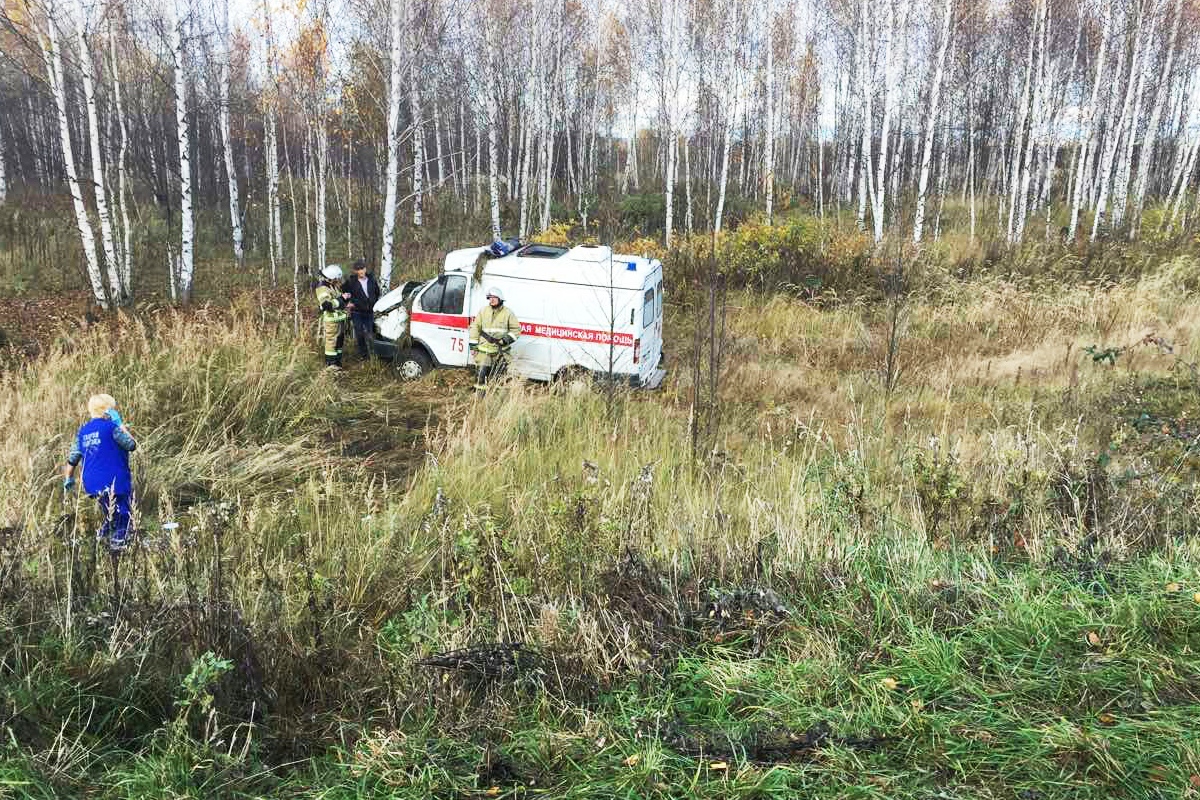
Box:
[63, 476, 76, 491]
[107, 408, 124, 427]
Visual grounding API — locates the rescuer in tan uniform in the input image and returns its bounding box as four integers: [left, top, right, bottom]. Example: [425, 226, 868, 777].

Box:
[315, 265, 349, 368]
[468, 286, 520, 389]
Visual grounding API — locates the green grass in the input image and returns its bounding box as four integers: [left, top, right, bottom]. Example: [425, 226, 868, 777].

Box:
[2, 225, 1200, 797]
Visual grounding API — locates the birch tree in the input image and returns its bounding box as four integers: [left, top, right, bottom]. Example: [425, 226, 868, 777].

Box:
[1005, 0, 1038, 244]
[41, 3, 108, 308]
[1092, 2, 1145, 241]
[171, 0, 195, 302]
[481, 7, 502, 240]
[912, 0, 953, 244]
[218, 0, 244, 265]
[763, 0, 775, 225]
[0, 123, 7, 203]
[75, 0, 122, 302]
[1068, 2, 1109, 241]
[108, 19, 133, 294]
[1131, 0, 1183, 237]
[263, 0, 283, 286]
[410, 62, 424, 227]
[856, 0, 873, 231]
[869, 0, 910, 244]
[379, 0, 404, 287]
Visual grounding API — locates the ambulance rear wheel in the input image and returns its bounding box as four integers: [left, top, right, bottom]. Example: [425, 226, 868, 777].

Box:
[394, 348, 431, 381]
[554, 365, 592, 390]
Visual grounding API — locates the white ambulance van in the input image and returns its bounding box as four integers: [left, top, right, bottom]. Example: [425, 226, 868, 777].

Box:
[372, 242, 666, 388]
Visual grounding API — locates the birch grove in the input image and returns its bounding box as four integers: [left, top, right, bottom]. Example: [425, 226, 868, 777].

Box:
[3, 0, 1200, 305]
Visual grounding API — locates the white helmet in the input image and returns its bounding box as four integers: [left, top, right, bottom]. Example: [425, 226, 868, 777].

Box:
[321, 265, 344, 281]
[485, 286, 504, 302]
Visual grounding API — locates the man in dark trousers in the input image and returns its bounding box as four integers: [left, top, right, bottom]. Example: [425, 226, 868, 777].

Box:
[341, 259, 382, 361]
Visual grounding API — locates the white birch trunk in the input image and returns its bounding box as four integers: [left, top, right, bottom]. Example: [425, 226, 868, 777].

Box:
[934, 101, 950, 240]
[170, 0, 194, 302]
[764, 1, 775, 224]
[1092, 5, 1144, 241]
[219, 0, 244, 266]
[623, 119, 638, 192]
[1005, 0, 1038, 243]
[487, 103, 501, 239]
[432, 99, 446, 191]
[344, 136, 352, 259]
[267, 113, 281, 284]
[912, 0, 952, 244]
[316, 121, 328, 270]
[1112, 7, 1150, 230]
[714, 108, 734, 234]
[1168, 134, 1198, 226]
[518, 118, 532, 238]
[379, 0, 404, 286]
[539, 114, 554, 232]
[684, 136, 693, 234]
[43, 7, 107, 308]
[968, 87, 976, 241]
[665, 132, 677, 247]
[481, 17, 501, 239]
[1014, 0, 1048, 243]
[108, 21, 133, 296]
[1132, 0, 1182, 236]
[855, 0, 872, 231]
[474, 108, 482, 216]
[0, 123, 7, 203]
[457, 98, 467, 212]
[870, 0, 906, 243]
[410, 64, 424, 227]
[1068, 4, 1109, 241]
[75, 3, 122, 303]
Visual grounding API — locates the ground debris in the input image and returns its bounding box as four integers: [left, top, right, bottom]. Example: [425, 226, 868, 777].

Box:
[698, 586, 789, 625]
[689, 586, 791, 656]
[416, 642, 548, 679]
[1051, 531, 1117, 590]
[599, 549, 686, 648]
[650, 718, 889, 765]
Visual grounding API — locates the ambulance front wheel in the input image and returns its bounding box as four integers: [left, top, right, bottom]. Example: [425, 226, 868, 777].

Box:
[394, 348, 432, 381]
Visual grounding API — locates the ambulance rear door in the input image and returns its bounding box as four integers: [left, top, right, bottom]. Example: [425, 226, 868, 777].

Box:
[638, 266, 667, 388]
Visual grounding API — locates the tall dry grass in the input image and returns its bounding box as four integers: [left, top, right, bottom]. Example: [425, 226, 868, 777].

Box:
[2, 254, 1199, 796]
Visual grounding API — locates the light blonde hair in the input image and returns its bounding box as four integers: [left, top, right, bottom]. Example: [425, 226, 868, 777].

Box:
[87, 393, 117, 418]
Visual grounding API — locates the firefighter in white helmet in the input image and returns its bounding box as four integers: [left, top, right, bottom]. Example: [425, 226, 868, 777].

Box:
[315, 265, 349, 368]
[468, 286, 520, 388]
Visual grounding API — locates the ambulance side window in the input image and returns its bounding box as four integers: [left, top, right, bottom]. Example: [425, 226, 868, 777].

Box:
[419, 280, 444, 312]
[418, 275, 467, 314]
[642, 289, 656, 328]
[656, 281, 663, 315]
[440, 276, 466, 314]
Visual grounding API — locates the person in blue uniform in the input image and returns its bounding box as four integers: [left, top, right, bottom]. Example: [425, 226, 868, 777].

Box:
[62, 393, 138, 551]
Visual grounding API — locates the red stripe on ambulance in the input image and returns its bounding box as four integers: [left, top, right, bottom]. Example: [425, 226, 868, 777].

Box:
[410, 311, 470, 329]
[410, 312, 633, 347]
[520, 322, 634, 347]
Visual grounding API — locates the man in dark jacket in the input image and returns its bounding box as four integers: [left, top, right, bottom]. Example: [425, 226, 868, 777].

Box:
[341, 259, 382, 361]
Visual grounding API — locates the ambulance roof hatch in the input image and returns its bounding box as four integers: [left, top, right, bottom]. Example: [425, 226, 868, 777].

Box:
[517, 244, 568, 259]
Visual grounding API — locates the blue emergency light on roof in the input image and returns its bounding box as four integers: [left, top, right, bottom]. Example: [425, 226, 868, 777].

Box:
[626, 261, 637, 271]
